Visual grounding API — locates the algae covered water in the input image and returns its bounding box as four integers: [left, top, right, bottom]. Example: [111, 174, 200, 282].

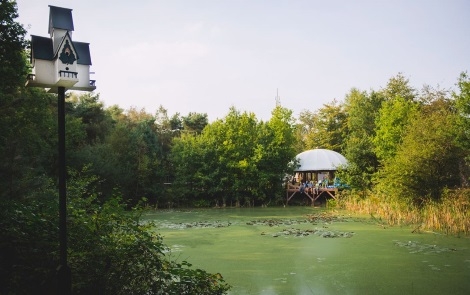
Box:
[143, 207, 470, 295]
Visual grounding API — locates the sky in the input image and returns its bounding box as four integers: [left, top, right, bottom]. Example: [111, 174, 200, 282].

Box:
[16, 0, 470, 121]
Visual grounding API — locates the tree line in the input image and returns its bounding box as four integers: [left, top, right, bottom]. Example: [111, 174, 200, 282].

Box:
[5, 66, 468, 209]
[311, 73, 470, 206]
[2, 1, 469, 208]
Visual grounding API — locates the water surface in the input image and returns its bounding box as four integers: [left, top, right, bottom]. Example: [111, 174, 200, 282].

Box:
[143, 207, 470, 295]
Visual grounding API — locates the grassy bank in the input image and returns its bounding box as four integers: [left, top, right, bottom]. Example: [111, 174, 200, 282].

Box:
[336, 189, 470, 236]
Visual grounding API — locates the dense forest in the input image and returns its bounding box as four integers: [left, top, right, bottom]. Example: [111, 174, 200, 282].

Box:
[1, 1, 469, 293]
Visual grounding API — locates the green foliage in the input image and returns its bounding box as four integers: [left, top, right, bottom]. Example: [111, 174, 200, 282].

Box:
[0, 0, 28, 96]
[298, 99, 347, 153]
[69, 105, 187, 205]
[381, 72, 416, 102]
[375, 98, 462, 202]
[0, 170, 230, 294]
[0, 88, 57, 200]
[171, 106, 297, 206]
[68, 93, 113, 144]
[182, 112, 209, 134]
[96, 120, 164, 204]
[342, 89, 384, 190]
[373, 96, 419, 162]
[454, 72, 470, 152]
[0, 1, 56, 199]
[257, 106, 298, 200]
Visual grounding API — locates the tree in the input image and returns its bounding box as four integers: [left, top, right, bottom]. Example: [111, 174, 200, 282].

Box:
[169, 112, 183, 131]
[295, 110, 314, 153]
[454, 72, 470, 152]
[341, 89, 384, 191]
[171, 106, 297, 207]
[255, 106, 297, 202]
[182, 112, 208, 134]
[381, 72, 416, 102]
[373, 96, 419, 162]
[68, 93, 113, 144]
[453, 72, 470, 186]
[0, 90, 57, 200]
[97, 119, 163, 204]
[0, 0, 28, 96]
[375, 97, 462, 202]
[212, 107, 260, 206]
[298, 99, 347, 153]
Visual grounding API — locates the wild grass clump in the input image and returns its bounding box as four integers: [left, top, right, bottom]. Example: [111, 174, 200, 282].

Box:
[420, 189, 470, 236]
[338, 189, 470, 236]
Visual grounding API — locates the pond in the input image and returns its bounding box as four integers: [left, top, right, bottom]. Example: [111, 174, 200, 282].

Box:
[142, 207, 470, 295]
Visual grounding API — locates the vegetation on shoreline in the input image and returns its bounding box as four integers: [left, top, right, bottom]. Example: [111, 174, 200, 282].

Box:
[336, 189, 470, 236]
[0, 169, 230, 294]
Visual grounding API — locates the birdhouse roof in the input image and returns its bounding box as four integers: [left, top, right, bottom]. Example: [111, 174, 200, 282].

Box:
[30, 34, 92, 65]
[73, 42, 92, 65]
[30, 35, 54, 60]
[48, 6, 74, 34]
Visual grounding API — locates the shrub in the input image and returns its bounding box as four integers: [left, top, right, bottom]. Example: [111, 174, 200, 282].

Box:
[0, 171, 230, 294]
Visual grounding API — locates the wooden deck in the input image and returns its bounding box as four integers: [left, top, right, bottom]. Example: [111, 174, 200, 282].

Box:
[286, 184, 338, 205]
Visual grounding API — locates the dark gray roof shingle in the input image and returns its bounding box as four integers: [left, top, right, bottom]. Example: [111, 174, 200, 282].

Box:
[48, 6, 74, 34]
[30, 35, 54, 61]
[74, 42, 92, 65]
[31, 35, 92, 66]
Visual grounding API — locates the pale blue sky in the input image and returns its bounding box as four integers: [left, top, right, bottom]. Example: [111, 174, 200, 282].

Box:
[17, 0, 470, 121]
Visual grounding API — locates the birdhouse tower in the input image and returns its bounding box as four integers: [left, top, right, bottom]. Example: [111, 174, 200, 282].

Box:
[26, 5, 96, 92]
[24, 7, 96, 293]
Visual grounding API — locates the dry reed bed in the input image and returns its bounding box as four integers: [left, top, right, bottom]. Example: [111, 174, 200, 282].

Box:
[337, 189, 470, 236]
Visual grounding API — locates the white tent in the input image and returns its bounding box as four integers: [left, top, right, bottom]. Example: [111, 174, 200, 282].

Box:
[294, 149, 348, 172]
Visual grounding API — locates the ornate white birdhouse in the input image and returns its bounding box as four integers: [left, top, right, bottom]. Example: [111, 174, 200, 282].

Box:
[26, 5, 96, 93]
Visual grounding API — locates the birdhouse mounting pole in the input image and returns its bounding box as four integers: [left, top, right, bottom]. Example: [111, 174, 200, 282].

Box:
[57, 86, 71, 294]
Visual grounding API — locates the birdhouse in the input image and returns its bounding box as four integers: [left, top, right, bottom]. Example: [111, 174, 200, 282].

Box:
[26, 5, 96, 93]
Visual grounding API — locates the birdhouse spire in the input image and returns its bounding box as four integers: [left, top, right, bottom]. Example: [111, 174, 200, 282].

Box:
[48, 6, 74, 54]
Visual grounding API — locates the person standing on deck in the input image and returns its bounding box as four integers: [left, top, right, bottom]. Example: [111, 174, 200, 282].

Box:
[299, 181, 305, 193]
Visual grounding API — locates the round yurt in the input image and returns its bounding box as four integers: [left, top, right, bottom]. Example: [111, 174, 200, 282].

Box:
[295, 148, 347, 172]
[293, 148, 348, 186]
[286, 149, 348, 205]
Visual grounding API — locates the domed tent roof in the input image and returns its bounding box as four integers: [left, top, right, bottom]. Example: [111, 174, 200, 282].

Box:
[294, 149, 348, 172]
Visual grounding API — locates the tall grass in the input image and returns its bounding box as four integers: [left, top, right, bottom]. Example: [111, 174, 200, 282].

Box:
[337, 189, 470, 236]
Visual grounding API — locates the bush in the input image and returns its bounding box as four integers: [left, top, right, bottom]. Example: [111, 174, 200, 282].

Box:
[0, 171, 230, 294]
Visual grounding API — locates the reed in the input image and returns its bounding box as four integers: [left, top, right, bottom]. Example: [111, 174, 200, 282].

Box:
[338, 188, 470, 236]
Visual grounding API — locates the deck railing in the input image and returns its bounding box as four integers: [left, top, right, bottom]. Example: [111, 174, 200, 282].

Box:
[58, 70, 78, 79]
